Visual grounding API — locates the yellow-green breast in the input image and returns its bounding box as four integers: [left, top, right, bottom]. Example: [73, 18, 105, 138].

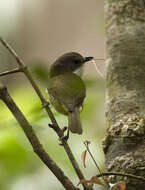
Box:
[47, 72, 86, 115]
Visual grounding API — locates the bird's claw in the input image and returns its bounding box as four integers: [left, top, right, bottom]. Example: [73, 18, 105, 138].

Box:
[59, 127, 69, 145]
[48, 124, 69, 145]
[62, 126, 67, 133]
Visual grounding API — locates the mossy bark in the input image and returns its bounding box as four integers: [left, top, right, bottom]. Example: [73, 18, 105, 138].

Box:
[104, 0, 145, 189]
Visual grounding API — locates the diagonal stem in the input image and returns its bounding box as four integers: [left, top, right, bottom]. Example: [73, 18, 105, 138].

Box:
[0, 84, 77, 190]
[96, 172, 145, 182]
[0, 37, 24, 67]
[0, 68, 21, 77]
[84, 142, 109, 188]
[0, 37, 92, 190]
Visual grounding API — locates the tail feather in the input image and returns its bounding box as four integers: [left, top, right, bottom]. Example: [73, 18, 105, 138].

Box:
[68, 107, 82, 134]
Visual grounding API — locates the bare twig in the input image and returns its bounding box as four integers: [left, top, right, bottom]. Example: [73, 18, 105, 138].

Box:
[96, 172, 145, 182]
[0, 84, 77, 190]
[84, 141, 102, 174]
[0, 37, 46, 103]
[0, 37, 92, 190]
[84, 141, 109, 188]
[94, 58, 105, 61]
[0, 37, 24, 67]
[0, 68, 21, 77]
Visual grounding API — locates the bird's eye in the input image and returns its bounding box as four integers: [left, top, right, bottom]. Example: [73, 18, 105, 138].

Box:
[74, 59, 80, 64]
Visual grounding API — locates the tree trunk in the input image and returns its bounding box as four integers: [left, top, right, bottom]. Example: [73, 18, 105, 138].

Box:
[104, 0, 145, 189]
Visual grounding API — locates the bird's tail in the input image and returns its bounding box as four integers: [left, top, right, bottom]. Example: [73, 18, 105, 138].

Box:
[68, 107, 82, 134]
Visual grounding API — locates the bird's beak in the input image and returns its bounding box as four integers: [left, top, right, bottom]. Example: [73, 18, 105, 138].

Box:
[83, 56, 94, 63]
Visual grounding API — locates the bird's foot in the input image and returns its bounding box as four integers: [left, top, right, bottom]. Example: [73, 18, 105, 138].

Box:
[59, 127, 69, 145]
[48, 123, 58, 133]
[48, 124, 69, 145]
[62, 126, 68, 133]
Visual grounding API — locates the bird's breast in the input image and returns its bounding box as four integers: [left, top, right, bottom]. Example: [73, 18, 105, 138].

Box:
[47, 72, 86, 112]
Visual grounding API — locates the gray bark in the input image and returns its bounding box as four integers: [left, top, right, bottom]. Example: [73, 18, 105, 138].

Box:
[104, 0, 145, 189]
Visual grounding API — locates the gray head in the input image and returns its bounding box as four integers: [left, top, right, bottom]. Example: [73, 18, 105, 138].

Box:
[50, 52, 93, 77]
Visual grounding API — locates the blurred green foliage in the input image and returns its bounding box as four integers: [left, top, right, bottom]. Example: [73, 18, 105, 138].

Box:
[0, 62, 105, 190]
[0, 0, 104, 188]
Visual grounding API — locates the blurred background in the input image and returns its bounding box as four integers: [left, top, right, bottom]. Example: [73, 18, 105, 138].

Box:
[0, 0, 105, 190]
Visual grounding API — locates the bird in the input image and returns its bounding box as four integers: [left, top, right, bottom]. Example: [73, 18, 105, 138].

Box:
[47, 52, 93, 134]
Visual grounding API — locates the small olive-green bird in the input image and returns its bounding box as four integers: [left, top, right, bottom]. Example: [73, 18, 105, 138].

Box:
[47, 52, 93, 134]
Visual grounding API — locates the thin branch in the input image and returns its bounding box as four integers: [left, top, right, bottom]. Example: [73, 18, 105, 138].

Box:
[94, 58, 105, 61]
[84, 141, 102, 174]
[0, 68, 21, 77]
[84, 141, 109, 188]
[0, 37, 92, 190]
[0, 84, 77, 190]
[0, 37, 24, 67]
[0, 37, 46, 103]
[96, 172, 145, 182]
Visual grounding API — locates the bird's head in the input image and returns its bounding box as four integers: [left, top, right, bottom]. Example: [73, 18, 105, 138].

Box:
[50, 52, 93, 77]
